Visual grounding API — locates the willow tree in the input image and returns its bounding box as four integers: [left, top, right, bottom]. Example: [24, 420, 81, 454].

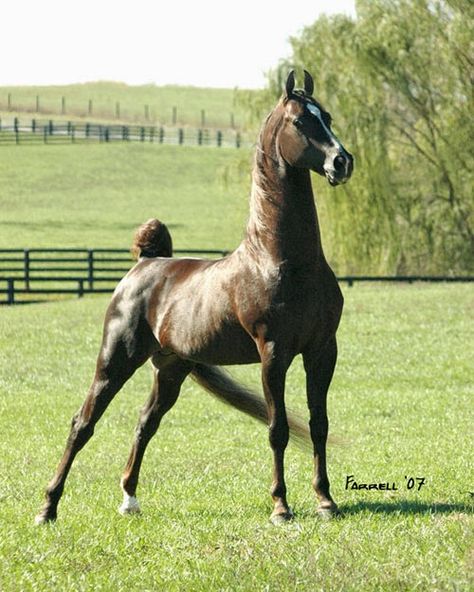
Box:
[354, 0, 474, 273]
[242, 0, 473, 274]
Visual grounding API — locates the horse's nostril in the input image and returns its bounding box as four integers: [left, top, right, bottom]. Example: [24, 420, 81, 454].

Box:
[334, 155, 345, 172]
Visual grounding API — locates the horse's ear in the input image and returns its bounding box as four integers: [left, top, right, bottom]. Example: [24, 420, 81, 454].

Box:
[304, 70, 314, 96]
[285, 70, 295, 98]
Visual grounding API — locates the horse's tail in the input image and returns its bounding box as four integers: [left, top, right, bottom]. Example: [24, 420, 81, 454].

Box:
[191, 363, 312, 450]
[132, 218, 173, 260]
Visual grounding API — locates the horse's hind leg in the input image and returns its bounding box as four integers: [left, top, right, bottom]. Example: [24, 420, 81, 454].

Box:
[35, 326, 155, 524]
[119, 355, 193, 515]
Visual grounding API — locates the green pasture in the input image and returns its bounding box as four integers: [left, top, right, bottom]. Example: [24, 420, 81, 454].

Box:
[0, 284, 472, 591]
[0, 143, 251, 251]
[0, 136, 472, 590]
[0, 82, 251, 128]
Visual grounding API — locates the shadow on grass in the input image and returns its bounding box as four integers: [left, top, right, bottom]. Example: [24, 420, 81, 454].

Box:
[340, 499, 473, 516]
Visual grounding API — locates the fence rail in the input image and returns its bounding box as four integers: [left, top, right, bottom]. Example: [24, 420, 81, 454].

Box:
[0, 248, 472, 305]
[0, 248, 230, 304]
[0, 118, 248, 148]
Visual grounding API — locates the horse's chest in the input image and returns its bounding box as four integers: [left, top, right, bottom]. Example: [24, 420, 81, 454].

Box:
[243, 265, 343, 338]
[272, 282, 338, 328]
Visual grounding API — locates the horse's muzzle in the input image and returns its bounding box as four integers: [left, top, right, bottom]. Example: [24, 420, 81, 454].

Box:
[324, 151, 353, 186]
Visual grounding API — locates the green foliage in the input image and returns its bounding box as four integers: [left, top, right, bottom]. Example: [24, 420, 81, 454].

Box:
[241, 1, 474, 274]
[0, 284, 472, 590]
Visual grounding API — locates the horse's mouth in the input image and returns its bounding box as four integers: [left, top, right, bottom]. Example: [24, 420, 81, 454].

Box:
[324, 155, 353, 187]
[326, 173, 344, 187]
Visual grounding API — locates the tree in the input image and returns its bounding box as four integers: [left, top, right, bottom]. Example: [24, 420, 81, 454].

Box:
[240, 0, 473, 274]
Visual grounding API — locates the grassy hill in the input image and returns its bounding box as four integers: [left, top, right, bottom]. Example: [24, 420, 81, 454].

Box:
[0, 143, 252, 251]
[0, 82, 255, 128]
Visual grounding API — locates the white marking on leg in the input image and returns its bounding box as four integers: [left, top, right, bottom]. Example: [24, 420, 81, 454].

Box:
[118, 491, 141, 515]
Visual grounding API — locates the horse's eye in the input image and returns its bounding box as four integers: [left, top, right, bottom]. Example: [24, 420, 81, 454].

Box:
[294, 118, 303, 129]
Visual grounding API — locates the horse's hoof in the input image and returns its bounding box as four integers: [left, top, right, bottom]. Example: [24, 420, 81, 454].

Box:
[118, 494, 141, 515]
[34, 511, 56, 525]
[270, 508, 294, 525]
[317, 504, 342, 520]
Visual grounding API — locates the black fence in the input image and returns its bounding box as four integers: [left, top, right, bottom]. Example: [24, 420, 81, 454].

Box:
[1, 248, 472, 305]
[0, 248, 229, 304]
[0, 118, 247, 148]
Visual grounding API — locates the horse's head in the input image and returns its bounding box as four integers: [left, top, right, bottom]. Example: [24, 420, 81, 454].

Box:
[275, 70, 353, 186]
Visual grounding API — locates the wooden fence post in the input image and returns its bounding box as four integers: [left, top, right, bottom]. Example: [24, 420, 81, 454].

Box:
[149, 127, 155, 142]
[201, 109, 206, 127]
[87, 250, 94, 290]
[140, 127, 145, 142]
[88, 99, 93, 116]
[7, 93, 12, 111]
[7, 279, 15, 305]
[236, 132, 241, 148]
[14, 117, 19, 144]
[178, 129, 184, 145]
[159, 127, 164, 143]
[198, 129, 203, 145]
[43, 126, 48, 144]
[36, 95, 40, 113]
[61, 96, 66, 115]
[32, 119, 36, 133]
[78, 279, 84, 298]
[24, 249, 30, 291]
[49, 120, 53, 135]
[217, 130, 222, 147]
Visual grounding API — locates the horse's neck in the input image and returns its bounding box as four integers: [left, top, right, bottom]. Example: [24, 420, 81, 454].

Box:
[244, 152, 324, 267]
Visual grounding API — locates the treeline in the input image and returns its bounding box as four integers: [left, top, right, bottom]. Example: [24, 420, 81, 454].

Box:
[241, 0, 473, 275]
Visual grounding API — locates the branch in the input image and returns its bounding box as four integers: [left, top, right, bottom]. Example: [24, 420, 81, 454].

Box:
[391, 123, 438, 168]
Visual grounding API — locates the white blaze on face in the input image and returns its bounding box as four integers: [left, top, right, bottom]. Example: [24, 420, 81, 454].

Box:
[306, 102, 342, 152]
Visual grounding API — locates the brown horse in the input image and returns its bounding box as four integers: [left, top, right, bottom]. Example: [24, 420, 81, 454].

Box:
[35, 70, 353, 525]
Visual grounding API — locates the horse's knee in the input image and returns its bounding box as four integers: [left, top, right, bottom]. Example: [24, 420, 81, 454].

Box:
[269, 418, 289, 450]
[309, 411, 328, 441]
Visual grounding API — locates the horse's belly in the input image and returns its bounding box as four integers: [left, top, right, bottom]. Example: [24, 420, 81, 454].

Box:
[159, 314, 260, 365]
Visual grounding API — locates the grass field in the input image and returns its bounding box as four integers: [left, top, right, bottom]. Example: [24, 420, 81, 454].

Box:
[0, 284, 472, 591]
[1, 133, 472, 589]
[0, 143, 251, 251]
[0, 82, 252, 128]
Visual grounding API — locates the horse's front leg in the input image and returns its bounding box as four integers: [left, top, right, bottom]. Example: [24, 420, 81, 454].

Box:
[303, 336, 340, 518]
[258, 340, 292, 524]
